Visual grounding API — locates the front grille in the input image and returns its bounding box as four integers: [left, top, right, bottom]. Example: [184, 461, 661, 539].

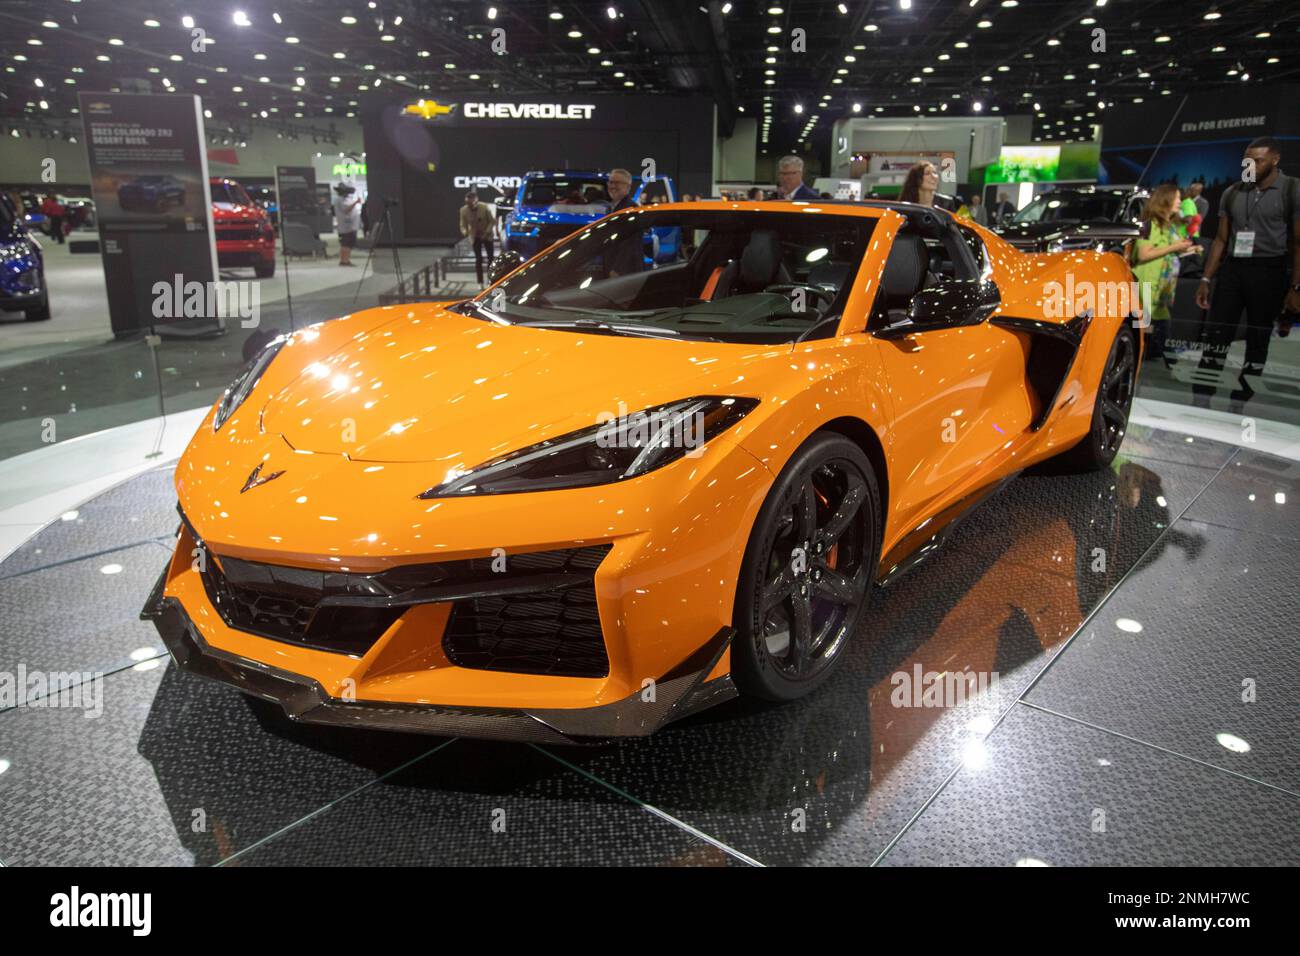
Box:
[217, 223, 261, 241]
[200, 555, 403, 656]
[443, 545, 611, 678]
[196, 541, 612, 672]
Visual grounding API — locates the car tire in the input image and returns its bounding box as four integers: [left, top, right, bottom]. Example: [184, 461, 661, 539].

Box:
[254, 260, 276, 279]
[25, 295, 51, 321]
[732, 432, 881, 702]
[1056, 324, 1137, 472]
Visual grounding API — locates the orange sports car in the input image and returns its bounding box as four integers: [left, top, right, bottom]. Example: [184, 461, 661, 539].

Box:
[143, 200, 1139, 743]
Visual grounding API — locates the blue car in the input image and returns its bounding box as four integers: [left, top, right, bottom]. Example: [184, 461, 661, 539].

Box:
[0, 193, 49, 322]
[502, 170, 681, 264]
[117, 174, 187, 213]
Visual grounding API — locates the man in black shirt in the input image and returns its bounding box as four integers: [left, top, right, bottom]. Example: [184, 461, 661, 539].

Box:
[1193, 137, 1300, 403]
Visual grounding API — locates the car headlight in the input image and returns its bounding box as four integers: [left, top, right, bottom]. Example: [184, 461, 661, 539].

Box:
[212, 336, 286, 431]
[0, 239, 34, 262]
[419, 396, 759, 498]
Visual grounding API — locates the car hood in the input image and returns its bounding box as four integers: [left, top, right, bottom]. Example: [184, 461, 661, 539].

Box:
[212, 202, 266, 221]
[513, 203, 610, 225]
[258, 306, 770, 466]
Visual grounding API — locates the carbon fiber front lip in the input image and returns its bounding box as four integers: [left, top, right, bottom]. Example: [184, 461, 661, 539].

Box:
[143, 584, 736, 744]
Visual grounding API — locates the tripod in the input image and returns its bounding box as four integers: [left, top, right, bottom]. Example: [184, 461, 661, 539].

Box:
[352, 198, 405, 306]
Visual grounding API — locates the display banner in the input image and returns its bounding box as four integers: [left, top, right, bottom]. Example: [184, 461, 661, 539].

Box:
[361, 92, 715, 245]
[275, 165, 318, 241]
[78, 92, 218, 337]
[1098, 84, 1299, 237]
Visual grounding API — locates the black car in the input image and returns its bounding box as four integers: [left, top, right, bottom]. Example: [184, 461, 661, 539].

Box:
[996, 186, 1148, 253]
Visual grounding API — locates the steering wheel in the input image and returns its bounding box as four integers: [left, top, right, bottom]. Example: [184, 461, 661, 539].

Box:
[764, 283, 837, 310]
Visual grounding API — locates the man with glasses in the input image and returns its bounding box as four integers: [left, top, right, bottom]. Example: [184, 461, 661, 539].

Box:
[775, 155, 819, 201]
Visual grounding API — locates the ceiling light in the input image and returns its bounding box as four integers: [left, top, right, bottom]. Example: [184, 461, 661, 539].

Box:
[233, 11, 250, 26]
[341, 15, 357, 24]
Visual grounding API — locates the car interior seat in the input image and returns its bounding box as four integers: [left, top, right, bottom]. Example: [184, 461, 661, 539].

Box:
[879, 232, 930, 313]
[711, 230, 793, 299]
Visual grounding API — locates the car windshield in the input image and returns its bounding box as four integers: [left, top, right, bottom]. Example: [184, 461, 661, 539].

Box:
[458, 209, 877, 344]
[1013, 193, 1124, 223]
[211, 181, 253, 205]
[521, 177, 610, 207]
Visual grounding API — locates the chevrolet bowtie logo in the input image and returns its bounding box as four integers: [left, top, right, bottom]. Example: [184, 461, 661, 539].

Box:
[403, 99, 456, 120]
[241, 463, 285, 493]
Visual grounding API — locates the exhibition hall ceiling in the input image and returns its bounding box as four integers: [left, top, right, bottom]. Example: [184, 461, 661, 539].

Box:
[0, 0, 1296, 150]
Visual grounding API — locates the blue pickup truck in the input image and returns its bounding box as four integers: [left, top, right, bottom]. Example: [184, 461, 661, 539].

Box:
[501, 170, 681, 263]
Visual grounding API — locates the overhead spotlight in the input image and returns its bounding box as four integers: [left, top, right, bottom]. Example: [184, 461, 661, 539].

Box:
[233, 11, 250, 27]
[972, 100, 983, 111]
[607, 5, 618, 18]
[182, 15, 194, 28]
[487, 6, 497, 18]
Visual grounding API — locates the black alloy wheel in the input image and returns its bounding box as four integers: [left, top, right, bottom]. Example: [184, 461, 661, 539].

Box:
[733, 433, 881, 702]
[1057, 324, 1137, 472]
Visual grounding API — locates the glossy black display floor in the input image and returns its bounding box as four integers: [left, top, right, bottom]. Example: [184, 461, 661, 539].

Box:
[1, 424, 1296, 866]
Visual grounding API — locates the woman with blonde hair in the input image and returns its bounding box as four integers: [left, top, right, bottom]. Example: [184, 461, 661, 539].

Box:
[1130, 183, 1193, 365]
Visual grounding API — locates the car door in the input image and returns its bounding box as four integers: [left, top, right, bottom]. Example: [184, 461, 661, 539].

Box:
[874, 224, 1034, 538]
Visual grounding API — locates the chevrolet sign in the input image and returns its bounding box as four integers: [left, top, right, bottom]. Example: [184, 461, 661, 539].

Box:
[463, 102, 595, 121]
[453, 175, 524, 191]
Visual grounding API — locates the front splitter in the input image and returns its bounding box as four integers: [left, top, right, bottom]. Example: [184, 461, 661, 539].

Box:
[144, 587, 736, 745]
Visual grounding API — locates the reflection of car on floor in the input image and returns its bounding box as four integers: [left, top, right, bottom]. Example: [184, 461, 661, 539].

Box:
[0, 192, 50, 321]
[502, 169, 680, 262]
[996, 185, 1148, 253]
[117, 174, 187, 213]
[143, 199, 1140, 743]
[210, 177, 277, 278]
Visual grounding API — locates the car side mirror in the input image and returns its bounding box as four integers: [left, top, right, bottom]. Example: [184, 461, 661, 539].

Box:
[877, 280, 1000, 338]
[487, 250, 525, 284]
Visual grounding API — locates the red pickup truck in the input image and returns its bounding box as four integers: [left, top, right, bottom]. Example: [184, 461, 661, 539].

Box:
[210, 177, 276, 278]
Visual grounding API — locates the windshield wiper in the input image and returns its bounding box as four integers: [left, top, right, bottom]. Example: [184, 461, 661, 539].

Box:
[458, 298, 514, 325]
[518, 318, 694, 341]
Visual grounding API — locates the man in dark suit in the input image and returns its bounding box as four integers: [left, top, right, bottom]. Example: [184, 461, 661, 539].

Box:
[608, 168, 636, 212]
[775, 155, 820, 201]
[605, 167, 642, 276]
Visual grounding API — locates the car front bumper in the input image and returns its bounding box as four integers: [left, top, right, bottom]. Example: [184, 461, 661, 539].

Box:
[142, 573, 736, 744]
